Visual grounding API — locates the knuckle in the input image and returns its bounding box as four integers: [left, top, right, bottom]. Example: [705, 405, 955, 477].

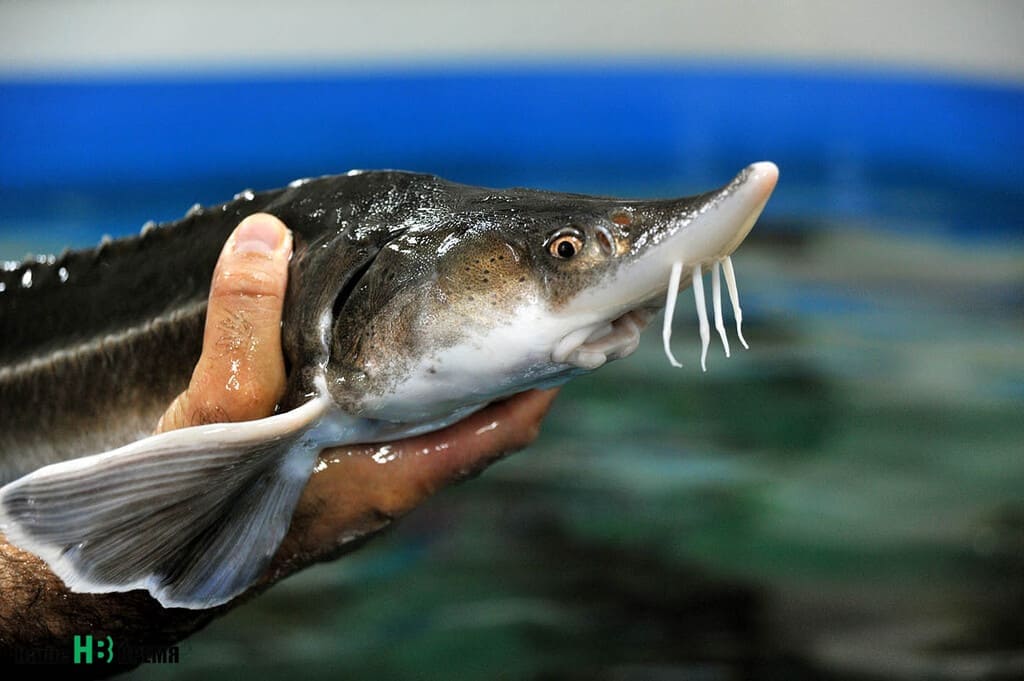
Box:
[189, 403, 230, 426]
[227, 375, 279, 416]
[523, 418, 542, 443]
[238, 380, 274, 409]
[211, 266, 284, 304]
[513, 421, 542, 448]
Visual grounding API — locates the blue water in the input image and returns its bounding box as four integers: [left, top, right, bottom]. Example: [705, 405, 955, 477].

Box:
[1, 65, 1022, 679]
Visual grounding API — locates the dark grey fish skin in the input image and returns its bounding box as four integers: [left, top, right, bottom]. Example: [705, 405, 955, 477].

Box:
[0, 168, 734, 483]
[0, 163, 778, 608]
[0, 170, 446, 483]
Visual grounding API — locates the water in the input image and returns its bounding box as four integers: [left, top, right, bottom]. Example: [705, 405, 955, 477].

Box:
[1, 170, 1022, 679]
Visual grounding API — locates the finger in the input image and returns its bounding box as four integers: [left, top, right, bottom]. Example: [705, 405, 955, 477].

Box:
[157, 213, 292, 432]
[271, 388, 560, 570]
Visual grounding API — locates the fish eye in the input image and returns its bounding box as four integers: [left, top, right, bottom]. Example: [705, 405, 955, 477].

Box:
[547, 229, 584, 259]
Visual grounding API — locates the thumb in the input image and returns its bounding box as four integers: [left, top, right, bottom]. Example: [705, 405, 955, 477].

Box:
[157, 213, 293, 432]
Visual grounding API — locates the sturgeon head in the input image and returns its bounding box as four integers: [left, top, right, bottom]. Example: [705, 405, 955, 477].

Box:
[328, 162, 779, 424]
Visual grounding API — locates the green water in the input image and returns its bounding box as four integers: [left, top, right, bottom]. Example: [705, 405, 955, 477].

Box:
[2, 184, 1023, 679]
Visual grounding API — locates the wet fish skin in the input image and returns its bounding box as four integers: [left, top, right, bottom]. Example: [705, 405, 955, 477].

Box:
[0, 170, 440, 481]
[0, 164, 778, 609]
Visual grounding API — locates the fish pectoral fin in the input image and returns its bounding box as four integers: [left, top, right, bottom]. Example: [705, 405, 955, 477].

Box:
[0, 397, 331, 609]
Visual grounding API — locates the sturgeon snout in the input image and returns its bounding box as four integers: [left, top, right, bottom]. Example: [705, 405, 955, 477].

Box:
[563, 161, 779, 372]
[661, 161, 778, 370]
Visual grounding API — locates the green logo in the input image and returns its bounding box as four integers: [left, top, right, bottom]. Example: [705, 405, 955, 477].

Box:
[72, 635, 114, 664]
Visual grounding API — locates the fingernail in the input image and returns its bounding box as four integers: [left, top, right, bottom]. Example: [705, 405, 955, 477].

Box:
[233, 215, 285, 255]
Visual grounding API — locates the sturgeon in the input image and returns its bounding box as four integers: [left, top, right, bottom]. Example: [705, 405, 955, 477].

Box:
[0, 162, 778, 609]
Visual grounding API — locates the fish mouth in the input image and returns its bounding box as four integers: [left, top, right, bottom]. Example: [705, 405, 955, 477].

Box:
[556, 161, 778, 372]
[552, 308, 659, 370]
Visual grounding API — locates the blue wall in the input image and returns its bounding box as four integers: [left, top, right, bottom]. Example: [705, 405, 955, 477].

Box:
[2, 65, 1021, 189]
[1, 64, 1022, 242]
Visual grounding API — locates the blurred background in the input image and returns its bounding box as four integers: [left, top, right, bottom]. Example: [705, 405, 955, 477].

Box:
[2, 1, 1023, 678]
